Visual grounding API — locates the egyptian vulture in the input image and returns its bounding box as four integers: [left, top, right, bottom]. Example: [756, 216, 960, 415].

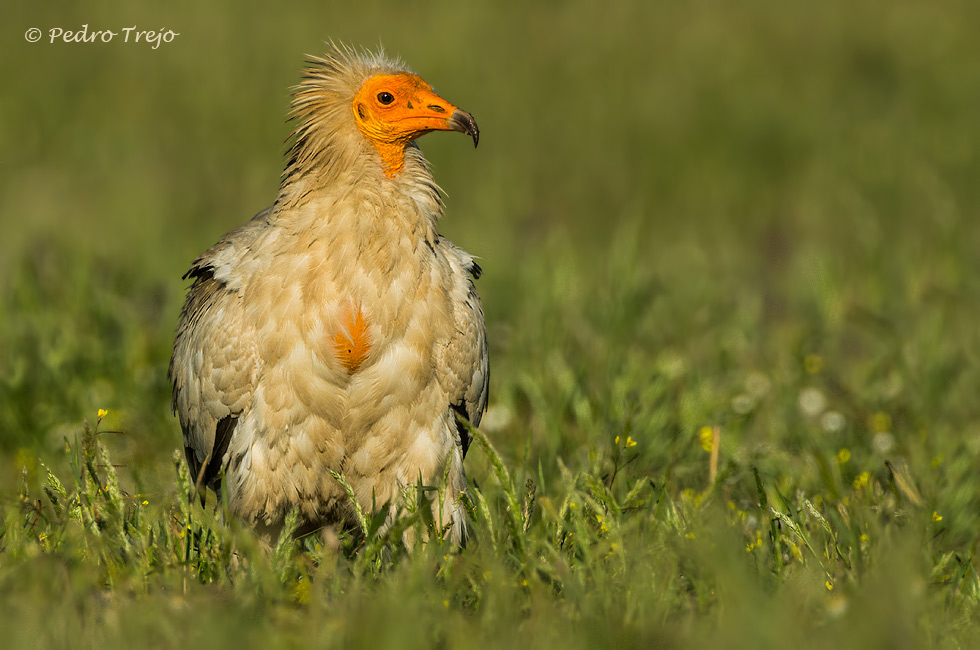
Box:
[169, 45, 487, 544]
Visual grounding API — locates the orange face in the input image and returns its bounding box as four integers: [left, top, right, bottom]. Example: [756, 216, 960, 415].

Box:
[352, 73, 478, 177]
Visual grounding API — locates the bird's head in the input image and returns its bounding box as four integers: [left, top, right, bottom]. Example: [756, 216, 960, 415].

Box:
[352, 73, 478, 175]
[286, 45, 478, 181]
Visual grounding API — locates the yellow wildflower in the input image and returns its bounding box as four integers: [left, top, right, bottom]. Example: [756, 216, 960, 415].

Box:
[595, 513, 608, 534]
[853, 472, 870, 490]
[625, 436, 637, 448]
[869, 412, 891, 433]
[837, 448, 851, 464]
[932, 512, 943, 523]
[804, 354, 823, 374]
[790, 543, 803, 561]
[825, 580, 834, 591]
[699, 426, 714, 452]
[97, 409, 108, 420]
[614, 435, 620, 446]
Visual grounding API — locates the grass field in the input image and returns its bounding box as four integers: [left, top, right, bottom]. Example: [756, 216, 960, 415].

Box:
[3, 0, 980, 647]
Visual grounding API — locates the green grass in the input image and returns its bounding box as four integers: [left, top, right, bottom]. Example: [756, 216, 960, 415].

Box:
[3, 0, 980, 647]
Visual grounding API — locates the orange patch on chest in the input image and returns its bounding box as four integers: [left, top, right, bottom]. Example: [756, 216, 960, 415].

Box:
[332, 304, 371, 373]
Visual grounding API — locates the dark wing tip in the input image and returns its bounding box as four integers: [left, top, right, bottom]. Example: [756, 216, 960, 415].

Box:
[200, 414, 238, 491]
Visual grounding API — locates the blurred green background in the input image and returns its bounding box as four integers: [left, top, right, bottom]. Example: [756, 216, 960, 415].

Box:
[3, 0, 980, 646]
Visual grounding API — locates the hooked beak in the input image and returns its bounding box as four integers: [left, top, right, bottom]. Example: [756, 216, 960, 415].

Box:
[448, 109, 479, 148]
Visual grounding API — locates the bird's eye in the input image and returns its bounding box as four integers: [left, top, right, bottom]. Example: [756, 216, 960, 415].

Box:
[377, 92, 395, 105]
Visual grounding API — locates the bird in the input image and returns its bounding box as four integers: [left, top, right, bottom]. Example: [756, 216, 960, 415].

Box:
[169, 44, 488, 544]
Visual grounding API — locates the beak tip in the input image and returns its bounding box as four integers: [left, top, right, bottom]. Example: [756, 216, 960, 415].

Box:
[449, 109, 479, 150]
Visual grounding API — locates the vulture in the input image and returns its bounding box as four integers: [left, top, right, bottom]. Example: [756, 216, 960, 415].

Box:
[169, 45, 487, 544]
